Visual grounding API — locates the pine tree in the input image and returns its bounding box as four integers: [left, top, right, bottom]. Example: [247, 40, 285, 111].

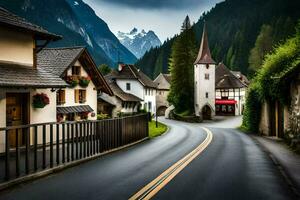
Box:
[99, 64, 112, 76]
[248, 25, 274, 72]
[168, 18, 197, 114]
[181, 15, 191, 32]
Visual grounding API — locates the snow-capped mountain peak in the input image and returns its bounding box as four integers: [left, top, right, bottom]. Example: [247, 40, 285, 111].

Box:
[117, 28, 162, 58]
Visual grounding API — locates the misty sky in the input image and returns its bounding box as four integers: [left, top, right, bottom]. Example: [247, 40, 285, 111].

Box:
[83, 0, 222, 42]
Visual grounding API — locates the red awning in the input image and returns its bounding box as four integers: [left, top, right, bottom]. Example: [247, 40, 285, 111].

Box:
[215, 99, 237, 105]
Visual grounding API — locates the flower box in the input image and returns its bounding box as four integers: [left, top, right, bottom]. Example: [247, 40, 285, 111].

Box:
[32, 93, 50, 109]
[66, 76, 79, 88]
[79, 76, 91, 88]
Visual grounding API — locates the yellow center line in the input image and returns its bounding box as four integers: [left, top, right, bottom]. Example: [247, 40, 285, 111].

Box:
[129, 127, 213, 200]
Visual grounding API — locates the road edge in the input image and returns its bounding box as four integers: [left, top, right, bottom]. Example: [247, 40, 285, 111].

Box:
[250, 135, 300, 198]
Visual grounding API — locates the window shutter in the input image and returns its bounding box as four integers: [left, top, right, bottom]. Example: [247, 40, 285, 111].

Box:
[83, 90, 86, 102]
[75, 90, 79, 103]
[62, 90, 66, 103]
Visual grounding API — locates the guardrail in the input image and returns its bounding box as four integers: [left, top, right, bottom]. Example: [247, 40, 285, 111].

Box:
[0, 114, 148, 182]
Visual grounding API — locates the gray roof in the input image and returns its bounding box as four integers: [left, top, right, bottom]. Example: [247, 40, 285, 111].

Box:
[109, 64, 157, 88]
[230, 70, 250, 85]
[57, 105, 93, 114]
[104, 76, 142, 102]
[38, 47, 113, 95]
[0, 62, 67, 88]
[0, 7, 61, 40]
[215, 63, 247, 89]
[154, 73, 171, 90]
[37, 47, 85, 76]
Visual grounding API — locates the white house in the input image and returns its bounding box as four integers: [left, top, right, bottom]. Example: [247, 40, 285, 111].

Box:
[0, 7, 66, 151]
[104, 64, 157, 115]
[98, 76, 142, 117]
[37, 47, 113, 121]
[215, 62, 248, 116]
[194, 23, 216, 120]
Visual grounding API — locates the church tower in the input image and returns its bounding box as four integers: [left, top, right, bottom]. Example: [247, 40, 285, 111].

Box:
[194, 23, 216, 120]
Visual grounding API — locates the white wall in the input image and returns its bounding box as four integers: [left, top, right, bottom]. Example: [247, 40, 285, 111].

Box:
[0, 88, 57, 152]
[0, 27, 34, 66]
[144, 88, 156, 114]
[215, 88, 246, 116]
[115, 79, 156, 114]
[116, 79, 144, 100]
[61, 60, 97, 120]
[194, 64, 216, 117]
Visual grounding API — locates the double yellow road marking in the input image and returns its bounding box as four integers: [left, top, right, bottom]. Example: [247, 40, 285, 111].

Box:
[129, 127, 213, 200]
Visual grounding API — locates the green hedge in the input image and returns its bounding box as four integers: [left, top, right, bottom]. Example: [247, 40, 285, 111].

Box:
[242, 21, 300, 132]
[241, 84, 262, 132]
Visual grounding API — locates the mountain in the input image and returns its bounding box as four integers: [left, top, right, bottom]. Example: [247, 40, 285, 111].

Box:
[0, 0, 137, 66]
[136, 0, 300, 79]
[117, 28, 161, 58]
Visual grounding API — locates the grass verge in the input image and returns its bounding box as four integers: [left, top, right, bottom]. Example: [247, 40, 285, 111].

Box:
[149, 120, 168, 138]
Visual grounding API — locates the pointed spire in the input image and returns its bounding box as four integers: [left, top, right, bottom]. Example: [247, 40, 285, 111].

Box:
[194, 22, 216, 65]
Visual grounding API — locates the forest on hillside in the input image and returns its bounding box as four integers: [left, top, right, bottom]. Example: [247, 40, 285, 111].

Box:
[136, 0, 300, 79]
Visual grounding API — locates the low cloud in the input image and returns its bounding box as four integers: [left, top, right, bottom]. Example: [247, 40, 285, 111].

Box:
[96, 0, 213, 10]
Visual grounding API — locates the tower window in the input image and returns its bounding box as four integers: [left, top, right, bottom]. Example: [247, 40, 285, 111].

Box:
[205, 73, 209, 80]
[206, 64, 209, 69]
[126, 83, 131, 91]
[206, 92, 209, 98]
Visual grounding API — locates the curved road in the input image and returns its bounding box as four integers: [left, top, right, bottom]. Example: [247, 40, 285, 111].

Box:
[0, 117, 296, 200]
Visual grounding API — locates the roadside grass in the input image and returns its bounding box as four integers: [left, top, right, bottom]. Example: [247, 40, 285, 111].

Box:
[149, 120, 168, 138]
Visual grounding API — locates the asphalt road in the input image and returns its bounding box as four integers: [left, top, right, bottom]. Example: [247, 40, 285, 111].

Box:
[0, 116, 296, 200]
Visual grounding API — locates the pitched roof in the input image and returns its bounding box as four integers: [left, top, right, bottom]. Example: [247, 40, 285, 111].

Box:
[37, 47, 85, 77]
[163, 74, 171, 83]
[0, 7, 61, 40]
[0, 62, 67, 88]
[37, 47, 113, 95]
[215, 62, 247, 89]
[154, 73, 171, 90]
[230, 70, 250, 85]
[109, 64, 157, 88]
[194, 23, 216, 65]
[104, 76, 142, 102]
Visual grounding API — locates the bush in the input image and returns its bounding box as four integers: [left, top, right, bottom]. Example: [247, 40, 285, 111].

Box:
[242, 85, 262, 133]
[97, 113, 110, 120]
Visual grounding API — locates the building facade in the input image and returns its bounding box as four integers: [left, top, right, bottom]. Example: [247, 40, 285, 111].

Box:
[215, 63, 247, 116]
[0, 7, 66, 151]
[194, 24, 216, 120]
[104, 64, 157, 115]
[259, 68, 300, 139]
[37, 47, 112, 122]
[154, 73, 171, 116]
[98, 76, 142, 117]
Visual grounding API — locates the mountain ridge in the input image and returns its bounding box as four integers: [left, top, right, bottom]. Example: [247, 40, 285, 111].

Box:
[117, 28, 161, 58]
[0, 0, 137, 66]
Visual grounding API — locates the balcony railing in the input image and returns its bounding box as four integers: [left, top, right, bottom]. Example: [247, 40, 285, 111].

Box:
[0, 114, 149, 183]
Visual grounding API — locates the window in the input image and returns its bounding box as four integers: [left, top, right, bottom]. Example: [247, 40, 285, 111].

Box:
[126, 83, 131, 91]
[56, 90, 65, 105]
[75, 89, 86, 103]
[206, 92, 209, 98]
[66, 113, 75, 121]
[206, 64, 209, 69]
[148, 102, 152, 112]
[72, 66, 81, 76]
[205, 73, 209, 80]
